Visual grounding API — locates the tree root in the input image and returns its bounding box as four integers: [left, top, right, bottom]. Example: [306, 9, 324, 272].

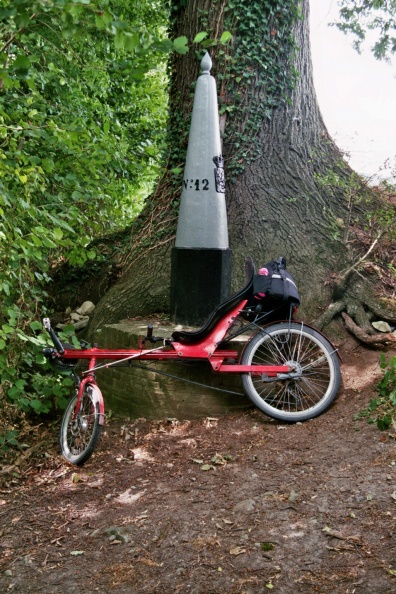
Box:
[312, 300, 346, 331]
[342, 312, 396, 348]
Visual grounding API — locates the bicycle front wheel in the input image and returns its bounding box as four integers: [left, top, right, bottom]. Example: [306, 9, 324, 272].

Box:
[60, 385, 102, 465]
[241, 322, 341, 422]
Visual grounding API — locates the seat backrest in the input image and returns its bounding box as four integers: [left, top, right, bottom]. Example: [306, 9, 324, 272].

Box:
[244, 256, 255, 286]
[171, 257, 255, 345]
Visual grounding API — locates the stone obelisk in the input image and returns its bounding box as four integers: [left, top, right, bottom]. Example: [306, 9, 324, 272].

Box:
[170, 53, 232, 325]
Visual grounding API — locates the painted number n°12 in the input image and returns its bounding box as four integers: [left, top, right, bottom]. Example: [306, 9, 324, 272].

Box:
[183, 179, 209, 191]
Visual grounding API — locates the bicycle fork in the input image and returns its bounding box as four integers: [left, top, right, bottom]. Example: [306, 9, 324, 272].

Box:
[72, 357, 105, 426]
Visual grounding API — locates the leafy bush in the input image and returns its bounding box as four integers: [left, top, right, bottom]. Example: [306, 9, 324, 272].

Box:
[0, 0, 170, 453]
[354, 354, 396, 431]
[374, 353, 396, 430]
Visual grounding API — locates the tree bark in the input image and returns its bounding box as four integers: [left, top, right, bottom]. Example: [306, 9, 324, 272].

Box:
[88, 0, 394, 337]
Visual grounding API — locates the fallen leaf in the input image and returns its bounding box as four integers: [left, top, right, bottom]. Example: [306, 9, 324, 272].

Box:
[139, 558, 161, 567]
[230, 546, 246, 556]
[288, 490, 300, 502]
[70, 551, 84, 556]
[200, 464, 214, 471]
[211, 454, 226, 465]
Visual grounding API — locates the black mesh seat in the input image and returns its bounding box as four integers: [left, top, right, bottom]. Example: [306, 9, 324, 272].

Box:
[171, 257, 255, 345]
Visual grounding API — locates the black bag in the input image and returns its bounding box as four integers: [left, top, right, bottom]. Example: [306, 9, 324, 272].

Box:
[252, 258, 300, 307]
[244, 257, 300, 321]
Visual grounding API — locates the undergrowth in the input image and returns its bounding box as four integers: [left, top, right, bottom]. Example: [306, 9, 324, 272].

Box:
[354, 354, 396, 431]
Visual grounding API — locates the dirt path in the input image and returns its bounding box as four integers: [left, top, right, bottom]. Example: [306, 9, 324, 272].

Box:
[1, 340, 396, 593]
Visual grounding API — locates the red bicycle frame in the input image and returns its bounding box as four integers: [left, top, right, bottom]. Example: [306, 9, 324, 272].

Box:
[44, 298, 293, 438]
[53, 300, 291, 378]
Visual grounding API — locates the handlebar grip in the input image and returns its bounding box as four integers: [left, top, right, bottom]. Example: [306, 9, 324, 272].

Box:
[42, 318, 65, 355]
[147, 324, 153, 340]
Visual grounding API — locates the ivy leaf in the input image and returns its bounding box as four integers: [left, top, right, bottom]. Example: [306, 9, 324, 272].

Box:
[193, 32, 208, 43]
[173, 36, 189, 55]
[220, 31, 233, 44]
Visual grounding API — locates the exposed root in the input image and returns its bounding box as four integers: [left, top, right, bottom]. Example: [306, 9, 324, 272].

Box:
[342, 312, 396, 348]
[312, 300, 346, 331]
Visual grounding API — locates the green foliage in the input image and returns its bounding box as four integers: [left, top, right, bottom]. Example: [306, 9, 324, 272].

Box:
[0, 0, 170, 431]
[354, 354, 396, 431]
[376, 353, 396, 425]
[335, 0, 396, 60]
[0, 429, 20, 453]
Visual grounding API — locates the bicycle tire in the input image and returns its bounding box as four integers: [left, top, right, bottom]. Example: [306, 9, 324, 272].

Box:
[241, 322, 341, 422]
[60, 384, 102, 465]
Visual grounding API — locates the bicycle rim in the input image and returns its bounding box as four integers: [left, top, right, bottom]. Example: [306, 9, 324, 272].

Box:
[242, 323, 340, 422]
[60, 386, 102, 465]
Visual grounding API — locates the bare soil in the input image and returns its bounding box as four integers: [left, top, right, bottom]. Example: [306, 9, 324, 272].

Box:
[1, 339, 396, 593]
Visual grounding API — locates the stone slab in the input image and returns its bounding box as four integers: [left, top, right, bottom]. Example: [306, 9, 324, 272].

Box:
[92, 319, 252, 420]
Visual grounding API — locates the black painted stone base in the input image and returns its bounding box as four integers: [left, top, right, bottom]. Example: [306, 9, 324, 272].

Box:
[170, 247, 232, 326]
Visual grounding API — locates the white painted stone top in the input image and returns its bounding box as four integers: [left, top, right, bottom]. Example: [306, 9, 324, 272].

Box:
[175, 52, 229, 249]
[200, 52, 212, 74]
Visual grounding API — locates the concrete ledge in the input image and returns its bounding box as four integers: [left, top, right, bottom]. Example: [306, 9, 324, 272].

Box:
[92, 319, 252, 420]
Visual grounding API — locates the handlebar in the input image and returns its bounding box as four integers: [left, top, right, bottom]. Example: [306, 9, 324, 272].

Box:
[42, 318, 65, 355]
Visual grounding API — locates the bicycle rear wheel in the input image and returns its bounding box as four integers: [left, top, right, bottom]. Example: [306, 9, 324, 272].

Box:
[60, 384, 102, 465]
[241, 322, 341, 422]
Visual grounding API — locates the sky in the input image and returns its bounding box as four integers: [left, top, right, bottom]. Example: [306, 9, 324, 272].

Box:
[309, 0, 396, 183]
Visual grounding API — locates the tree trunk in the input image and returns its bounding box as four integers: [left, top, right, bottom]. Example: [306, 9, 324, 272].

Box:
[88, 0, 394, 337]
[224, 0, 349, 314]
